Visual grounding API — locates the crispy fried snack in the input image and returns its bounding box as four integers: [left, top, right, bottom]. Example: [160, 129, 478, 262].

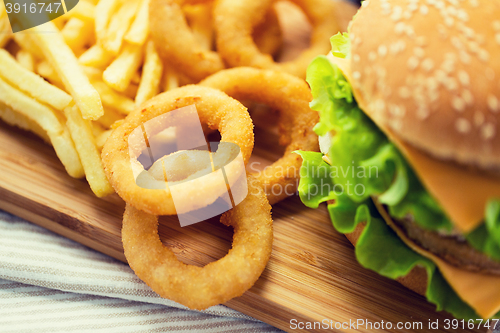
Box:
[214, 0, 340, 78]
[102, 85, 254, 215]
[122, 175, 273, 310]
[149, 0, 225, 82]
[201, 67, 319, 204]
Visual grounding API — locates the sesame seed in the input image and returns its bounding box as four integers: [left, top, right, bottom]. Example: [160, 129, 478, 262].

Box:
[452, 96, 466, 112]
[391, 6, 403, 21]
[398, 87, 411, 98]
[353, 54, 361, 62]
[408, 2, 418, 11]
[487, 95, 499, 113]
[416, 36, 427, 46]
[422, 58, 435, 71]
[407, 56, 419, 70]
[420, 5, 429, 15]
[478, 49, 490, 63]
[455, 118, 471, 133]
[394, 22, 405, 35]
[456, 10, 469, 22]
[481, 123, 496, 140]
[459, 51, 471, 64]
[444, 17, 454, 27]
[353, 71, 362, 80]
[369, 51, 377, 62]
[458, 71, 470, 86]
[494, 21, 500, 31]
[414, 47, 425, 58]
[469, 0, 479, 7]
[473, 112, 485, 126]
[444, 78, 459, 91]
[417, 106, 430, 119]
[378, 45, 388, 57]
[462, 90, 474, 105]
[496, 34, 500, 46]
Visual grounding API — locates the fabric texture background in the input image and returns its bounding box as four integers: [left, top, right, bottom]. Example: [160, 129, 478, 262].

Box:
[0, 211, 283, 333]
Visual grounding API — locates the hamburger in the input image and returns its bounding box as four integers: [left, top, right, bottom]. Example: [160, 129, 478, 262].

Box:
[297, 0, 500, 320]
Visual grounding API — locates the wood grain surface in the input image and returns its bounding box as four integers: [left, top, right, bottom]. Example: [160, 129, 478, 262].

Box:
[0, 2, 485, 333]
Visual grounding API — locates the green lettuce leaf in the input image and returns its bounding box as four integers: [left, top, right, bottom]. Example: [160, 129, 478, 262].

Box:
[298, 52, 500, 319]
[330, 32, 350, 59]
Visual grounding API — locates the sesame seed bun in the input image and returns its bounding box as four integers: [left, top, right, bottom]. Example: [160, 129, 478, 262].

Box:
[349, 0, 500, 170]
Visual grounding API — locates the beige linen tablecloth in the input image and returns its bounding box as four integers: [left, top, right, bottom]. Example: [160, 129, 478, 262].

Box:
[0, 210, 283, 333]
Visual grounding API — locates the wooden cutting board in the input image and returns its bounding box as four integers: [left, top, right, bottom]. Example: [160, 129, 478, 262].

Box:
[0, 2, 485, 333]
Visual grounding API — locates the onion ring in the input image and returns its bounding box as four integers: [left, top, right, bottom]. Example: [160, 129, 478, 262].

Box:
[122, 175, 273, 310]
[150, 0, 224, 82]
[101, 85, 254, 215]
[201, 67, 319, 204]
[253, 6, 283, 57]
[214, 0, 340, 78]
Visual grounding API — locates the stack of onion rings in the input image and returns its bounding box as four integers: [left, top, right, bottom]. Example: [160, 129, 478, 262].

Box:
[201, 67, 319, 204]
[214, 0, 340, 78]
[150, 0, 285, 82]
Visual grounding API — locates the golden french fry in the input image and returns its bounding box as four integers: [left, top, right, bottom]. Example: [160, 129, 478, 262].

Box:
[61, 18, 94, 56]
[0, 79, 84, 178]
[31, 22, 103, 120]
[36, 61, 63, 87]
[95, 128, 113, 150]
[92, 80, 135, 115]
[13, 33, 42, 58]
[102, 0, 140, 55]
[161, 65, 180, 92]
[0, 76, 64, 133]
[135, 41, 163, 105]
[79, 44, 113, 68]
[124, 0, 150, 45]
[81, 65, 103, 82]
[15, 50, 35, 72]
[0, 101, 51, 143]
[0, 13, 12, 48]
[0, 50, 72, 110]
[103, 42, 144, 92]
[96, 106, 123, 128]
[48, 126, 86, 179]
[64, 104, 114, 197]
[95, 0, 120, 43]
[123, 83, 139, 99]
[64, 1, 96, 23]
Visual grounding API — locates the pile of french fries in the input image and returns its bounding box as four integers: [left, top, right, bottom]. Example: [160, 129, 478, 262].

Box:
[0, 0, 200, 197]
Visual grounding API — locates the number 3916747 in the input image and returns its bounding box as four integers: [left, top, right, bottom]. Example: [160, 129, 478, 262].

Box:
[5, 2, 63, 14]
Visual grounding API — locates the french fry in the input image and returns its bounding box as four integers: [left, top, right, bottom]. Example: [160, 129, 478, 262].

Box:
[31, 22, 104, 120]
[0, 49, 72, 110]
[0, 101, 51, 143]
[61, 18, 94, 55]
[64, 104, 113, 197]
[161, 65, 180, 92]
[96, 106, 123, 128]
[63, 1, 96, 24]
[95, 128, 113, 150]
[36, 61, 63, 87]
[101, 0, 140, 55]
[92, 80, 135, 115]
[135, 40, 163, 105]
[123, 83, 139, 99]
[81, 65, 103, 82]
[0, 76, 64, 133]
[13, 33, 43, 58]
[79, 44, 113, 68]
[125, 0, 150, 46]
[0, 78, 84, 178]
[95, 0, 120, 43]
[103, 42, 144, 92]
[15, 50, 35, 72]
[48, 126, 86, 179]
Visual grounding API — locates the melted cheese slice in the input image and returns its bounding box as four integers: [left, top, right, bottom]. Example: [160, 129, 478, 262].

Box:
[374, 200, 500, 319]
[328, 55, 500, 233]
